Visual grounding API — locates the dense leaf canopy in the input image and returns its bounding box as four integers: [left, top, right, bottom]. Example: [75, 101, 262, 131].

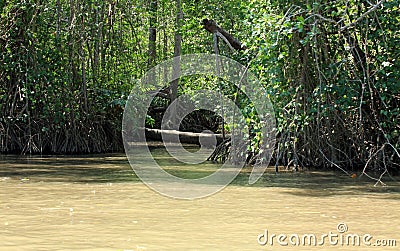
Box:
[0, 0, 398, 176]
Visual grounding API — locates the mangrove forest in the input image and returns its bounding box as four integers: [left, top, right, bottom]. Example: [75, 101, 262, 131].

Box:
[1, 0, 399, 179]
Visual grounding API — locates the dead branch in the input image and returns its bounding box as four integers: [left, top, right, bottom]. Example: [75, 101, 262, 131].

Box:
[202, 19, 246, 51]
[340, 0, 384, 31]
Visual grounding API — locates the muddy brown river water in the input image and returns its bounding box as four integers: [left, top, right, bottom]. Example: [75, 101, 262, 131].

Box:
[1, 149, 399, 250]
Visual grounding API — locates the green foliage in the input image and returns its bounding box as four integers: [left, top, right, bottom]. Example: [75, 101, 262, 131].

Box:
[0, 0, 398, 175]
[0, 0, 148, 153]
[242, 0, 399, 171]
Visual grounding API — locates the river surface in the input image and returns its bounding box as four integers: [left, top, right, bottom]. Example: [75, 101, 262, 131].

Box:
[1, 148, 399, 250]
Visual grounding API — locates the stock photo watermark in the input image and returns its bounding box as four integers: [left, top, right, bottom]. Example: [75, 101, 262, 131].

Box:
[122, 54, 276, 199]
[258, 223, 397, 247]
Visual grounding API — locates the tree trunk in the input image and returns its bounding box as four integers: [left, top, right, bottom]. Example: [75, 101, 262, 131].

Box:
[145, 128, 228, 146]
[165, 0, 182, 129]
[170, 0, 182, 103]
[148, 0, 157, 69]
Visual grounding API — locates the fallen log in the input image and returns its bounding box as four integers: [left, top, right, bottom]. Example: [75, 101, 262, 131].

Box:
[145, 128, 229, 146]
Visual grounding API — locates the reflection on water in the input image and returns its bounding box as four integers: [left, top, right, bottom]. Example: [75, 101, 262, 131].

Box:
[1, 149, 399, 250]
